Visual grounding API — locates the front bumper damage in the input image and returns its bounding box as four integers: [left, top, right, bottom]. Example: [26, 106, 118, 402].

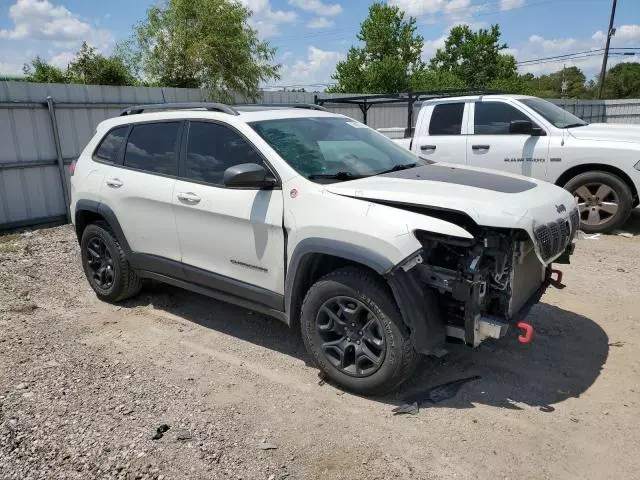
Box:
[386, 241, 573, 356]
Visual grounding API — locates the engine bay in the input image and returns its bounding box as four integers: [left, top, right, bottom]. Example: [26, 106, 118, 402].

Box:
[413, 229, 547, 346]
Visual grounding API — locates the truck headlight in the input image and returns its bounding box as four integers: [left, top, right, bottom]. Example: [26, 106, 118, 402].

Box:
[635, 160, 640, 171]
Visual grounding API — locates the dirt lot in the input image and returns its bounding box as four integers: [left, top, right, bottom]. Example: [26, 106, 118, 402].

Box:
[1, 213, 640, 480]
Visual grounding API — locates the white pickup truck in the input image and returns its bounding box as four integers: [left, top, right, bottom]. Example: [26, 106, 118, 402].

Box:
[393, 94, 640, 233]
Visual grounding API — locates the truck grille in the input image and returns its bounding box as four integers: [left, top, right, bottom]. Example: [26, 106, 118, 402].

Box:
[534, 214, 576, 262]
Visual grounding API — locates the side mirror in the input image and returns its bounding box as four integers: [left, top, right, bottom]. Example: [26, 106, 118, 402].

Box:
[509, 120, 533, 135]
[223, 163, 276, 188]
[509, 120, 546, 136]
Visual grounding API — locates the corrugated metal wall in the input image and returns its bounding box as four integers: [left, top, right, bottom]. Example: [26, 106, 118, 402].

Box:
[1, 81, 639, 230]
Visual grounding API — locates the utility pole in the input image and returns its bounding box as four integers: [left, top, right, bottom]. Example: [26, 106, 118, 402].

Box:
[597, 0, 617, 99]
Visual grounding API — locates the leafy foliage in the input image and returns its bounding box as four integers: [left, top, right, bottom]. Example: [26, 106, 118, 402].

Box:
[328, 2, 424, 93]
[429, 24, 517, 89]
[68, 42, 137, 86]
[119, 0, 279, 101]
[602, 62, 640, 99]
[23, 43, 137, 86]
[23, 57, 69, 83]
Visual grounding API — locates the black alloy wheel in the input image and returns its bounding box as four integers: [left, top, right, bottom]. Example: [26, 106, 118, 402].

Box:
[86, 236, 115, 290]
[315, 296, 386, 378]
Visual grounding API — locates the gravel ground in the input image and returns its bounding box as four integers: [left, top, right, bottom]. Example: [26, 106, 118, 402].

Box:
[1, 211, 640, 480]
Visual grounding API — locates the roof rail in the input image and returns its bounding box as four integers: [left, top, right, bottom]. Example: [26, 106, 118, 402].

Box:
[119, 102, 239, 116]
[233, 103, 328, 112]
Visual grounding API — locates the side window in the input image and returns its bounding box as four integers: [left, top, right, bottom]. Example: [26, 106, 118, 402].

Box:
[93, 126, 128, 163]
[123, 122, 181, 175]
[429, 103, 465, 135]
[184, 122, 265, 186]
[474, 102, 531, 135]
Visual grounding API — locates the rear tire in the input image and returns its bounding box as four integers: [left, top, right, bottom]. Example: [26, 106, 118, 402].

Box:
[300, 267, 419, 396]
[564, 171, 633, 233]
[80, 222, 142, 303]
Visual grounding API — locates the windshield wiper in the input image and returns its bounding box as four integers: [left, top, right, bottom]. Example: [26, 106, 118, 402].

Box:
[564, 123, 588, 128]
[375, 163, 417, 175]
[307, 171, 365, 181]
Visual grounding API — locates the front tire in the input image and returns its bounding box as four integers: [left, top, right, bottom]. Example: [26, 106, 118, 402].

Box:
[80, 222, 142, 303]
[564, 171, 633, 233]
[300, 267, 419, 396]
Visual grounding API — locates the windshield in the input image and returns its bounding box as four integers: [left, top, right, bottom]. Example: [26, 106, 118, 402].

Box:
[249, 117, 423, 182]
[521, 98, 588, 128]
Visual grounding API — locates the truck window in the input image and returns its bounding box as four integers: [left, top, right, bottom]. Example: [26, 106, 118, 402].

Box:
[474, 102, 530, 135]
[429, 103, 464, 135]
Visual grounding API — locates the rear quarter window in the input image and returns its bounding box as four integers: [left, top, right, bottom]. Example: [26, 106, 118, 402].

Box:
[93, 126, 129, 163]
[123, 122, 181, 176]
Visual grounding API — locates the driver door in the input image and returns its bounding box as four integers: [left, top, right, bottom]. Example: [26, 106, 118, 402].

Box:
[467, 101, 550, 180]
[173, 120, 285, 300]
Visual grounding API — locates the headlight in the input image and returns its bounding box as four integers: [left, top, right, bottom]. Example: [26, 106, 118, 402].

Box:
[635, 160, 640, 171]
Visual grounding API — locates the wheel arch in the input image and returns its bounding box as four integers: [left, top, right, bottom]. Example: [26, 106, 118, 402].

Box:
[284, 239, 396, 329]
[75, 200, 132, 254]
[555, 164, 639, 206]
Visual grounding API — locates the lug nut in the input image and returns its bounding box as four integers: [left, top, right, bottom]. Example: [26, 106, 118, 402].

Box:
[357, 341, 360, 345]
[346, 337, 350, 341]
[351, 323, 356, 327]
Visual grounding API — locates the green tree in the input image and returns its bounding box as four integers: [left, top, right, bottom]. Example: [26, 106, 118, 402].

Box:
[411, 69, 465, 91]
[119, 0, 279, 101]
[602, 62, 640, 99]
[68, 42, 137, 86]
[429, 25, 517, 89]
[328, 2, 425, 93]
[23, 57, 68, 83]
[527, 66, 586, 98]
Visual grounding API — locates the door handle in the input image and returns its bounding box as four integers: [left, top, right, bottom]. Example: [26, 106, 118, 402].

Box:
[420, 145, 437, 151]
[106, 178, 123, 188]
[177, 192, 201, 204]
[472, 145, 490, 151]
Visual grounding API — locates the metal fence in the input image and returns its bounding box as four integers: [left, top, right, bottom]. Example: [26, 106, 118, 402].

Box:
[1, 81, 639, 230]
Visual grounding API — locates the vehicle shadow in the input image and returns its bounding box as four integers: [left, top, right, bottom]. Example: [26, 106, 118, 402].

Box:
[123, 283, 608, 410]
[619, 207, 640, 235]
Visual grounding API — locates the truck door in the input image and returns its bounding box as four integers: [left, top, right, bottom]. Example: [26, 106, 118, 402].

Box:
[413, 102, 468, 165]
[467, 100, 550, 180]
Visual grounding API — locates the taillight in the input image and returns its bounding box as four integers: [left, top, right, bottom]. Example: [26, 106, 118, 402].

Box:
[69, 160, 77, 176]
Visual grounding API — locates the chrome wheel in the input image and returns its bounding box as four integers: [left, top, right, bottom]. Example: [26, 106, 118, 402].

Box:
[573, 182, 619, 227]
[315, 296, 386, 378]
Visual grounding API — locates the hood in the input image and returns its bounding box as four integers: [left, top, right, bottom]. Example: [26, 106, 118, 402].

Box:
[324, 164, 576, 264]
[568, 123, 640, 144]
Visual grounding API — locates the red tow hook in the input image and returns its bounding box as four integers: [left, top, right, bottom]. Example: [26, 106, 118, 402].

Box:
[517, 322, 534, 344]
[551, 268, 563, 284]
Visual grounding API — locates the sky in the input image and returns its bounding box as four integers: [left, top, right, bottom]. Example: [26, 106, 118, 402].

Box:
[0, 0, 639, 89]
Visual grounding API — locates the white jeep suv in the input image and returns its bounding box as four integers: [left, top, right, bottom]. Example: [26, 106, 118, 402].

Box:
[70, 102, 577, 395]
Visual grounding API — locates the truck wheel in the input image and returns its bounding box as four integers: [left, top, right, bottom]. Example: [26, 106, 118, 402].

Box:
[564, 171, 633, 234]
[300, 267, 419, 396]
[80, 222, 142, 303]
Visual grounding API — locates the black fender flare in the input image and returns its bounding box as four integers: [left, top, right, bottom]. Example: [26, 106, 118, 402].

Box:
[75, 200, 132, 255]
[284, 238, 395, 317]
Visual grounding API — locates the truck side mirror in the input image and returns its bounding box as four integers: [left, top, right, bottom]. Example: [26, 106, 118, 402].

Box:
[509, 120, 546, 136]
[509, 120, 533, 135]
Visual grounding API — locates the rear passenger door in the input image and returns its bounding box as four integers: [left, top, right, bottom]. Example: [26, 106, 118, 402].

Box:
[413, 102, 468, 164]
[101, 121, 182, 263]
[173, 121, 285, 299]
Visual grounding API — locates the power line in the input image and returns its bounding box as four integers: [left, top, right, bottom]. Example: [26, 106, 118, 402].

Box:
[517, 47, 639, 66]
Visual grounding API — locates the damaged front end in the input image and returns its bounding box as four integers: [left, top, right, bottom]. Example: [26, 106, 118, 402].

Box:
[386, 227, 569, 355]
